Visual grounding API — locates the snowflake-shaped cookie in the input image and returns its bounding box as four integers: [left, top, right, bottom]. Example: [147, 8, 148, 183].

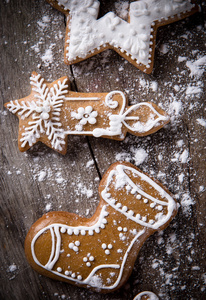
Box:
[5, 72, 69, 154]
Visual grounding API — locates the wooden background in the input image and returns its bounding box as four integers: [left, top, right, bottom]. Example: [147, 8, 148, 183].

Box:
[0, 1, 205, 299]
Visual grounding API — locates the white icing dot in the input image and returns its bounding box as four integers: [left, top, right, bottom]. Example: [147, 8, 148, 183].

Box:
[136, 214, 141, 220]
[88, 230, 94, 235]
[128, 210, 134, 216]
[67, 228, 73, 235]
[116, 203, 122, 208]
[95, 227, 100, 233]
[102, 218, 107, 224]
[143, 198, 148, 203]
[102, 243, 107, 249]
[131, 188, 137, 194]
[105, 193, 111, 198]
[65, 270, 70, 276]
[108, 244, 113, 249]
[75, 241, 80, 246]
[157, 205, 163, 211]
[150, 203, 156, 208]
[69, 242, 74, 249]
[100, 224, 105, 229]
[81, 230, 86, 235]
[126, 185, 131, 191]
[123, 227, 127, 232]
[136, 194, 142, 200]
[60, 227, 66, 233]
[110, 199, 116, 204]
[118, 226, 122, 231]
[149, 219, 155, 224]
[77, 275, 82, 280]
[105, 249, 110, 255]
[74, 229, 79, 235]
[117, 249, 122, 253]
[89, 256, 94, 261]
[83, 257, 87, 262]
[122, 206, 128, 212]
[73, 246, 79, 252]
[86, 262, 91, 267]
[57, 267, 62, 272]
[119, 233, 123, 238]
[142, 216, 147, 222]
[71, 273, 76, 278]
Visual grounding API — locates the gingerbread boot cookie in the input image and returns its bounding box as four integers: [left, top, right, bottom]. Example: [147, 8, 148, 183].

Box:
[25, 162, 178, 293]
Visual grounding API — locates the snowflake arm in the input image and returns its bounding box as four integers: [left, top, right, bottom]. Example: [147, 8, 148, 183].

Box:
[30, 74, 49, 103]
[20, 118, 43, 148]
[6, 100, 39, 119]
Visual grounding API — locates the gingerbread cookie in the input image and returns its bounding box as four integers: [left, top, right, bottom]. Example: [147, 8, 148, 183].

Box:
[134, 291, 159, 300]
[25, 161, 178, 293]
[46, 0, 198, 73]
[4, 72, 169, 154]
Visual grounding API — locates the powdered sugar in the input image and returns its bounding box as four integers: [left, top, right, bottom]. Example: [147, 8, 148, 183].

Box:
[197, 118, 206, 128]
[1, 0, 205, 298]
[134, 148, 148, 166]
[186, 56, 206, 79]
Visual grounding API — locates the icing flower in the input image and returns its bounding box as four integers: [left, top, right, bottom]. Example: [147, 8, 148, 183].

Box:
[71, 106, 98, 125]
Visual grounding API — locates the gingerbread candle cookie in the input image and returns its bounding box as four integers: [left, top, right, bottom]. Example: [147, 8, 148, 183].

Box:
[25, 162, 178, 293]
[4, 72, 169, 154]
[46, 0, 198, 73]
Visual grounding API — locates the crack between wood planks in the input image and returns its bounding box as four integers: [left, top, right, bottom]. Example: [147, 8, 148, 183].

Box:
[69, 65, 102, 180]
[184, 120, 198, 225]
[198, 0, 205, 28]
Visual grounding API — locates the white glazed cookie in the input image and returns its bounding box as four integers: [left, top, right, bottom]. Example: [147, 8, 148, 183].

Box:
[4, 72, 170, 154]
[25, 161, 178, 293]
[46, 0, 198, 73]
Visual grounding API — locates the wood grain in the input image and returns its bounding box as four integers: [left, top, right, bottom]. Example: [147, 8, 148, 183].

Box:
[0, 1, 205, 299]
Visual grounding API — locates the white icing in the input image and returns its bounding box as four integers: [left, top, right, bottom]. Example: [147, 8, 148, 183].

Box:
[71, 106, 98, 126]
[30, 163, 176, 290]
[66, 90, 168, 137]
[31, 216, 145, 290]
[101, 164, 177, 229]
[65, 97, 100, 101]
[6, 73, 67, 151]
[31, 164, 176, 290]
[101, 243, 106, 249]
[31, 205, 109, 270]
[56, 0, 195, 69]
[8, 83, 169, 151]
[134, 291, 159, 300]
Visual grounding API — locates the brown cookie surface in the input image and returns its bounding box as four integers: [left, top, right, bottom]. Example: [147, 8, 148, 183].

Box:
[4, 72, 170, 154]
[25, 161, 178, 293]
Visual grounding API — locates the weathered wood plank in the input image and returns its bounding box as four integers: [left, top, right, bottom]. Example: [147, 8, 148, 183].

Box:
[0, 1, 205, 300]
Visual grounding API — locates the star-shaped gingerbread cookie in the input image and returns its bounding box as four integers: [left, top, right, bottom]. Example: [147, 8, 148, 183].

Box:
[5, 72, 170, 154]
[46, 0, 199, 73]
